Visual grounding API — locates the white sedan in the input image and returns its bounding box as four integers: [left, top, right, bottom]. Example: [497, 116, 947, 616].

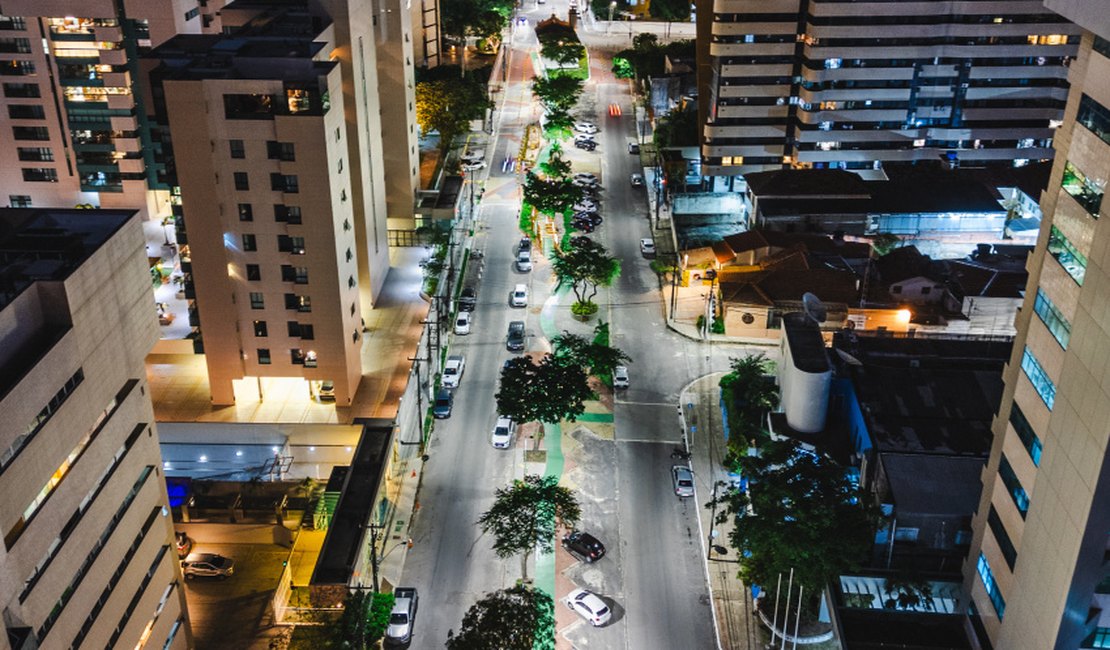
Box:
[574, 172, 597, 182]
[460, 149, 485, 163]
[491, 416, 515, 449]
[454, 311, 471, 335]
[564, 588, 611, 627]
[462, 160, 486, 171]
[574, 122, 598, 134]
[639, 238, 655, 256]
[442, 355, 465, 388]
[572, 177, 599, 189]
[573, 200, 599, 213]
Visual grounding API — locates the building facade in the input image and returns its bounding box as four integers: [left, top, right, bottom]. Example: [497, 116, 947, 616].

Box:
[0, 208, 189, 649]
[696, 0, 1081, 185]
[962, 4, 1110, 648]
[146, 6, 378, 406]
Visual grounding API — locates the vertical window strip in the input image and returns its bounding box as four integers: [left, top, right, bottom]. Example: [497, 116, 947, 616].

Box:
[986, 506, 1017, 571]
[1020, 347, 1056, 410]
[998, 455, 1030, 518]
[1033, 288, 1071, 349]
[1047, 225, 1087, 286]
[977, 552, 1006, 619]
[1008, 403, 1043, 467]
[0, 368, 84, 476]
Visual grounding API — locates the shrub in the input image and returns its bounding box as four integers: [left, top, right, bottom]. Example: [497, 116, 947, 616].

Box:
[571, 301, 598, 317]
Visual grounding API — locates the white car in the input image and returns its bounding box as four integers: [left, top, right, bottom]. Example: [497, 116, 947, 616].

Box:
[454, 310, 471, 335]
[613, 365, 629, 389]
[516, 250, 532, 272]
[491, 416, 515, 449]
[462, 160, 486, 171]
[574, 172, 597, 182]
[442, 355, 465, 388]
[564, 588, 611, 627]
[639, 238, 655, 256]
[510, 284, 528, 308]
[573, 177, 599, 188]
[573, 200, 599, 213]
[574, 133, 596, 144]
[672, 465, 694, 498]
[460, 149, 485, 163]
[574, 122, 598, 134]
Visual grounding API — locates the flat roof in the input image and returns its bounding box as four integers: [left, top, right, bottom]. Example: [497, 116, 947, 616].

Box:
[881, 453, 985, 516]
[837, 609, 972, 649]
[312, 420, 394, 585]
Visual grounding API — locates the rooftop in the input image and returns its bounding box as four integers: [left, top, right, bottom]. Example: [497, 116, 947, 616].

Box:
[882, 453, 985, 516]
[783, 312, 831, 374]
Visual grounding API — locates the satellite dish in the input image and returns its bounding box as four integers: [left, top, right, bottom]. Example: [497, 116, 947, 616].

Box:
[802, 292, 827, 325]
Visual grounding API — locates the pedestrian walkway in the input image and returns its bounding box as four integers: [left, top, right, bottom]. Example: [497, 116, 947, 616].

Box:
[680, 373, 764, 650]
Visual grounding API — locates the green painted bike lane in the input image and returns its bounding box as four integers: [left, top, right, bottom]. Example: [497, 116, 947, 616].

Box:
[534, 286, 569, 600]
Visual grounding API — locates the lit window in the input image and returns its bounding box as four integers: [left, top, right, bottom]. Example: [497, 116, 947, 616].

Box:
[1020, 346, 1055, 410]
[977, 553, 1006, 619]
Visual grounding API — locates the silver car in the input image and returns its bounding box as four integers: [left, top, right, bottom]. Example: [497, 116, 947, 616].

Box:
[181, 553, 235, 579]
[672, 465, 695, 498]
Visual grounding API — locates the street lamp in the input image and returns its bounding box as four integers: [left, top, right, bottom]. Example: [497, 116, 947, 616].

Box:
[607, 1, 616, 33]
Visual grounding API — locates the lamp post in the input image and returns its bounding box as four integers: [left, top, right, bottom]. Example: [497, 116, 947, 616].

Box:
[607, 1, 616, 33]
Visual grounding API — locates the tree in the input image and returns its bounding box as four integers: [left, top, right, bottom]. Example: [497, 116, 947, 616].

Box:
[522, 170, 582, 216]
[719, 354, 779, 450]
[496, 355, 593, 426]
[871, 232, 901, 256]
[532, 75, 584, 114]
[714, 440, 878, 616]
[649, 0, 690, 21]
[441, 0, 514, 41]
[551, 237, 621, 306]
[446, 585, 555, 650]
[540, 39, 584, 67]
[333, 590, 395, 648]
[551, 324, 630, 379]
[538, 143, 571, 180]
[477, 475, 581, 580]
[415, 78, 490, 152]
[653, 103, 700, 148]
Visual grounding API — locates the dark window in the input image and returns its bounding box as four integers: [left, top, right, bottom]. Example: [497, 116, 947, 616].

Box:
[300, 324, 314, 340]
[998, 455, 1030, 518]
[987, 506, 1017, 571]
[3, 83, 40, 98]
[184, 7, 199, 20]
[233, 172, 249, 190]
[229, 140, 245, 159]
[12, 126, 49, 140]
[22, 168, 57, 182]
[266, 141, 295, 161]
[8, 104, 44, 119]
[287, 322, 315, 339]
[281, 265, 309, 283]
[224, 93, 275, 120]
[287, 321, 301, 337]
[238, 203, 253, 221]
[348, 275, 356, 289]
[277, 235, 305, 254]
[290, 349, 305, 365]
[257, 348, 271, 364]
[274, 205, 302, 224]
[0, 60, 35, 76]
[249, 292, 264, 309]
[246, 264, 261, 281]
[9, 195, 31, 207]
[284, 294, 311, 312]
[921, 286, 932, 295]
[241, 234, 257, 252]
[17, 147, 52, 161]
[270, 173, 299, 193]
[345, 248, 353, 262]
[253, 320, 267, 337]
[891, 286, 902, 294]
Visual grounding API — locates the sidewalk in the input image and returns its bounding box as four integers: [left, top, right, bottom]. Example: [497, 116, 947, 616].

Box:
[680, 373, 764, 650]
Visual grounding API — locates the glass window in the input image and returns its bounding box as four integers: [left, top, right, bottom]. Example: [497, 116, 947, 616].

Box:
[1078, 94, 1110, 147]
[1009, 403, 1042, 466]
[266, 141, 295, 161]
[1061, 160, 1103, 217]
[9, 195, 31, 207]
[1095, 36, 1110, 60]
[241, 234, 256, 252]
[977, 552, 1006, 619]
[986, 506, 1017, 570]
[1021, 347, 1055, 410]
[246, 264, 261, 281]
[998, 455, 1030, 518]
[1047, 225, 1086, 285]
[229, 140, 245, 159]
[270, 173, 299, 193]
[257, 348, 271, 364]
[238, 203, 253, 221]
[22, 168, 57, 182]
[1033, 288, 1071, 349]
[290, 349, 305, 365]
[249, 292, 264, 309]
[253, 320, 267, 337]
[233, 172, 249, 190]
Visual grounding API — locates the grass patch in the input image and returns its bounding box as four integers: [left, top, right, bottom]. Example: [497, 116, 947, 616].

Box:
[548, 50, 589, 81]
[422, 275, 439, 296]
[520, 201, 535, 234]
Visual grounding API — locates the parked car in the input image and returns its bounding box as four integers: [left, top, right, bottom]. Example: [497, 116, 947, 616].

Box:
[571, 220, 596, 233]
[564, 588, 611, 626]
[639, 238, 655, 256]
[506, 321, 525, 351]
[612, 365, 629, 389]
[460, 149, 484, 163]
[510, 284, 528, 308]
[562, 530, 606, 562]
[462, 160, 486, 171]
[518, 237, 532, 252]
[630, 173, 645, 187]
[672, 465, 695, 497]
[433, 388, 453, 418]
[574, 122, 598, 134]
[516, 250, 532, 272]
[574, 212, 602, 226]
[573, 200, 598, 213]
[628, 142, 640, 154]
[175, 531, 193, 558]
[574, 139, 597, 151]
[458, 287, 477, 312]
[454, 310, 472, 335]
[442, 355, 465, 388]
[574, 133, 596, 144]
[573, 177, 599, 189]
[182, 553, 235, 579]
[574, 172, 598, 182]
[491, 416, 515, 449]
[318, 380, 336, 401]
[386, 587, 419, 644]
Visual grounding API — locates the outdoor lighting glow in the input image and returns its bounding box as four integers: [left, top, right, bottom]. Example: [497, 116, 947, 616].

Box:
[235, 450, 243, 457]
[309, 446, 316, 452]
[896, 309, 912, 324]
[272, 446, 280, 453]
[198, 455, 208, 463]
[163, 461, 172, 469]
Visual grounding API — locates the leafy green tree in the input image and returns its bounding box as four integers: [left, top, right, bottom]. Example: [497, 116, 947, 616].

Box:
[446, 585, 555, 650]
[415, 78, 490, 152]
[532, 75, 584, 114]
[653, 103, 700, 148]
[333, 590, 395, 648]
[551, 325, 630, 379]
[538, 143, 571, 180]
[442, 0, 514, 41]
[871, 232, 901, 256]
[496, 355, 593, 427]
[542, 108, 575, 140]
[522, 170, 582, 216]
[649, 0, 690, 21]
[477, 475, 581, 580]
[713, 440, 878, 616]
[719, 354, 779, 450]
[552, 237, 621, 305]
[611, 56, 634, 79]
[540, 39, 584, 67]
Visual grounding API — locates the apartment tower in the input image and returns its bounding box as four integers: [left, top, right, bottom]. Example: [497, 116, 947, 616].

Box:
[695, 0, 1081, 187]
[962, 2, 1110, 648]
[0, 208, 189, 649]
[144, 4, 383, 407]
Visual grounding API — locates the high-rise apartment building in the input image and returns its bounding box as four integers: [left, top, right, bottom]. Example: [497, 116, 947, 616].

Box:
[695, 0, 1081, 186]
[962, 3, 1110, 648]
[145, 4, 385, 406]
[0, 208, 189, 649]
[374, 0, 422, 229]
[0, 0, 226, 217]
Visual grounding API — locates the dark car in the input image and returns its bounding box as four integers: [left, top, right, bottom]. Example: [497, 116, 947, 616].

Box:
[573, 212, 602, 226]
[571, 220, 595, 233]
[506, 321, 525, 351]
[562, 530, 606, 562]
[574, 139, 597, 151]
[432, 388, 453, 418]
[458, 287, 477, 312]
[518, 237, 532, 252]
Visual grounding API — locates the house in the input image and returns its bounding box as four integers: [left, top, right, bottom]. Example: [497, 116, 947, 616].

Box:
[875, 246, 946, 306]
